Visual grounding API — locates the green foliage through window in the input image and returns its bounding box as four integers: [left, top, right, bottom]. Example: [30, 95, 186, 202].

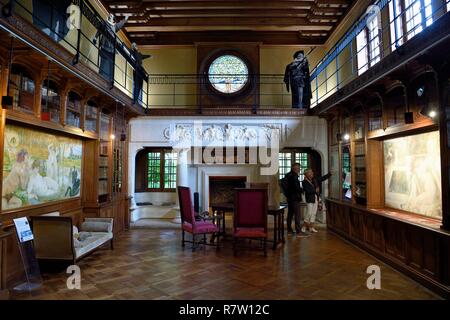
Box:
[147, 150, 177, 190]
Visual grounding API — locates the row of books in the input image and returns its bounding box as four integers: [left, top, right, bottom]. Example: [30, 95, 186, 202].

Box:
[99, 156, 109, 167]
[98, 180, 109, 196]
[354, 170, 366, 182]
[354, 143, 365, 155]
[354, 157, 366, 167]
[99, 167, 108, 179]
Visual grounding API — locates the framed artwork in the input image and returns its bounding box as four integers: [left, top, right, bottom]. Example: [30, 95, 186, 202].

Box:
[384, 131, 442, 219]
[2, 124, 82, 211]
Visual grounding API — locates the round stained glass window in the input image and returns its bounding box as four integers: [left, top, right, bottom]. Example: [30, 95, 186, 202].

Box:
[208, 55, 249, 94]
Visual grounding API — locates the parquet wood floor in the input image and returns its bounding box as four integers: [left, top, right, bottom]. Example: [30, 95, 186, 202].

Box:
[9, 222, 441, 300]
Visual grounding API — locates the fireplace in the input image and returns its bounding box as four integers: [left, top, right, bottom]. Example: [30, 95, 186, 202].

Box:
[209, 176, 247, 205]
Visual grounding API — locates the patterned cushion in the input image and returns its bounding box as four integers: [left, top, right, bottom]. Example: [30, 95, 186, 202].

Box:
[182, 221, 219, 234]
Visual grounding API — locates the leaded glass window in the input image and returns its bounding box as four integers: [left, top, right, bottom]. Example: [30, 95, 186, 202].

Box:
[208, 55, 249, 94]
[147, 150, 177, 191]
[278, 151, 309, 181]
[147, 152, 161, 189]
[164, 152, 177, 189]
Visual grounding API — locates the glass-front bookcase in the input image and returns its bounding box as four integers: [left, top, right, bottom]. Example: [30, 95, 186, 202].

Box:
[98, 111, 111, 203]
[85, 101, 98, 132]
[353, 108, 367, 205]
[329, 119, 340, 199]
[66, 91, 81, 128]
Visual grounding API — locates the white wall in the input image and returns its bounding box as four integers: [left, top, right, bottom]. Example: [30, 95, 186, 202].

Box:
[128, 116, 328, 210]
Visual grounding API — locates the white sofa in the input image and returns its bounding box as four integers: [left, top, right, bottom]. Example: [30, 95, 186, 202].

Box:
[31, 215, 114, 264]
[73, 218, 114, 260]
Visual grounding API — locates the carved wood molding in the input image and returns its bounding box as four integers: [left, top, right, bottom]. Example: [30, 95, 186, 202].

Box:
[146, 108, 307, 117]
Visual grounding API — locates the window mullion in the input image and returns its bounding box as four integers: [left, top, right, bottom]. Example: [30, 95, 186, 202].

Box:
[365, 28, 371, 68]
[160, 150, 165, 191]
[419, 0, 426, 29]
[401, 0, 408, 39]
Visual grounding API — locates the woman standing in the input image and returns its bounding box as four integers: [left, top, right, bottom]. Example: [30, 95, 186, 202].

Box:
[302, 169, 331, 233]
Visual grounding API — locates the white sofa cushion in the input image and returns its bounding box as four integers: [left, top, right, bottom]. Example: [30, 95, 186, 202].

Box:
[81, 221, 112, 233]
[42, 211, 60, 216]
[74, 232, 113, 259]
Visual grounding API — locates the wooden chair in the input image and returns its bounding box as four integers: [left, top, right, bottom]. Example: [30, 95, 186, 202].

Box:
[233, 188, 268, 256]
[177, 186, 220, 251]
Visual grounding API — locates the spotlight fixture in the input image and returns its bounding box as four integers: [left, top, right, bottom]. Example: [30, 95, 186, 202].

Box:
[343, 133, 350, 141]
[416, 86, 425, 97]
[404, 111, 414, 124]
[110, 134, 116, 140]
[428, 110, 437, 118]
[419, 105, 438, 120]
[120, 131, 127, 142]
[1, 95, 13, 109]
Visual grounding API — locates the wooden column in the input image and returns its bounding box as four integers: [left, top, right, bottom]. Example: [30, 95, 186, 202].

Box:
[80, 98, 88, 131]
[366, 139, 384, 208]
[438, 77, 450, 230]
[60, 89, 69, 126]
[0, 228, 12, 300]
[34, 75, 43, 119]
[1, 61, 9, 98]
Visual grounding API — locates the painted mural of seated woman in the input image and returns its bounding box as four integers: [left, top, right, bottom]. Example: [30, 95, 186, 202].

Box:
[27, 160, 60, 203]
[2, 149, 31, 209]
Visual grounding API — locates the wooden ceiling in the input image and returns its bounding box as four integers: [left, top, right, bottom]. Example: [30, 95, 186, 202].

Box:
[101, 0, 355, 46]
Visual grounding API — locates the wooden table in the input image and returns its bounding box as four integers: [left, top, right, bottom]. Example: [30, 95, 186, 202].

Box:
[267, 205, 286, 249]
[211, 203, 234, 238]
[210, 203, 286, 250]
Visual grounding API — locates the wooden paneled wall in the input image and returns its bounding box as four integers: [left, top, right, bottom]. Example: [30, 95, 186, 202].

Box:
[327, 200, 450, 298]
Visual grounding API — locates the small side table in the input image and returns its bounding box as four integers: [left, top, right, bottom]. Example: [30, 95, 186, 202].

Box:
[268, 205, 286, 250]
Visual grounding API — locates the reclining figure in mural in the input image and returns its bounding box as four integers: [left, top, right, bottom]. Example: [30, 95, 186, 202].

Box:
[284, 50, 312, 109]
[2, 149, 31, 210]
[27, 160, 60, 204]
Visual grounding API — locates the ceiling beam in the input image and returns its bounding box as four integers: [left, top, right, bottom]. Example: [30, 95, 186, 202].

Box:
[129, 31, 327, 46]
[106, 1, 337, 10]
[126, 25, 333, 32]
[125, 17, 333, 27]
[114, 9, 344, 18]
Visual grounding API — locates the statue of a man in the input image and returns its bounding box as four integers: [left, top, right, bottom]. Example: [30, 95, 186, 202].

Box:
[284, 50, 312, 109]
[93, 14, 128, 82]
[131, 43, 151, 105]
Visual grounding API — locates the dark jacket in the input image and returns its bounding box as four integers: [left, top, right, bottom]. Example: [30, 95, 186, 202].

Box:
[283, 57, 312, 108]
[302, 173, 331, 203]
[285, 171, 303, 202]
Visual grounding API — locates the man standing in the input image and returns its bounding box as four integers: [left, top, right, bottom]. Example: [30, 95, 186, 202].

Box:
[94, 14, 128, 83]
[302, 169, 331, 233]
[284, 50, 312, 109]
[284, 163, 306, 235]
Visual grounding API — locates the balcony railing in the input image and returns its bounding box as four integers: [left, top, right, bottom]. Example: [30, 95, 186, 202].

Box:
[309, 0, 450, 108]
[1, 0, 149, 109]
[147, 74, 300, 110]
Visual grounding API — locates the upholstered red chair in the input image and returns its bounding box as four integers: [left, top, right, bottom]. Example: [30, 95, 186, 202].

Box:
[177, 186, 220, 251]
[233, 188, 268, 256]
